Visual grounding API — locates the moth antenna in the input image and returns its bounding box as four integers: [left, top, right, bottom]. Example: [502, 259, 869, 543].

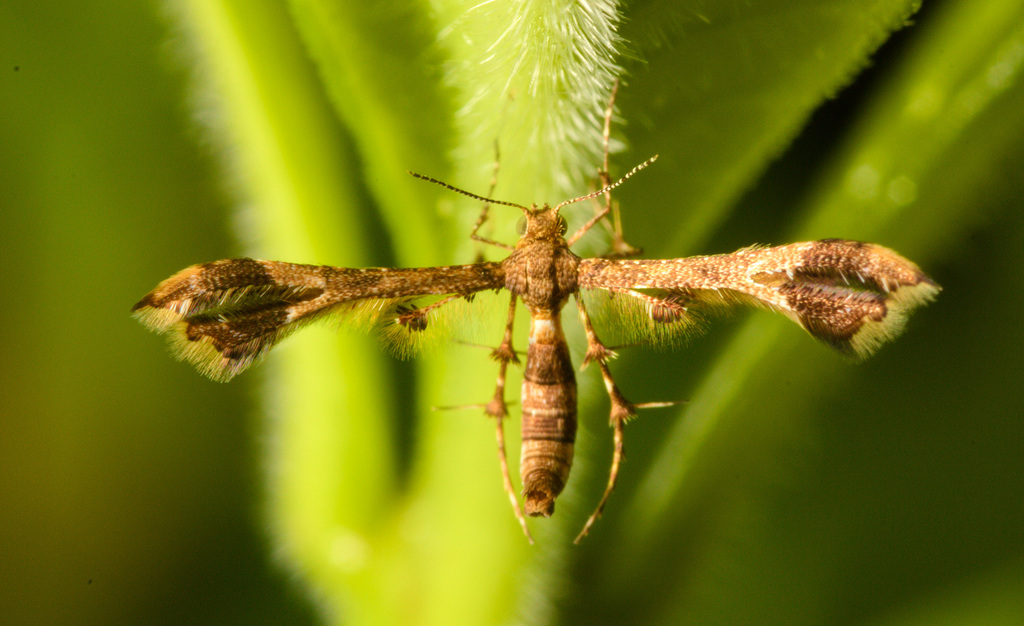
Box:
[409, 171, 529, 211]
[553, 155, 658, 212]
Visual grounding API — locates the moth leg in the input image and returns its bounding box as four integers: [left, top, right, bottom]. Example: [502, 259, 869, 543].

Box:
[485, 295, 532, 542]
[568, 200, 623, 248]
[595, 79, 641, 258]
[470, 141, 515, 252]
[485, 295, 520, 415]
[492, 405, 532, 543]
[574, 295, 637, 543]
[611, 287, 692, 324]
[393, 293, 465, 331]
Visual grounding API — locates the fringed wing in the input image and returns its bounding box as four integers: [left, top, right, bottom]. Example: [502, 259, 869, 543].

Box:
[132, 258, 506, 381]
[577, 239, 940, 358]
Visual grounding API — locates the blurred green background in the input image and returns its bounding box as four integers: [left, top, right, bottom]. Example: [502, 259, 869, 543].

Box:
[1, 0, 1021, 624]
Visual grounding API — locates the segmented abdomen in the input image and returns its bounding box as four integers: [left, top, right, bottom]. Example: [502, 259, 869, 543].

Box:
[520, 311, 577, 517]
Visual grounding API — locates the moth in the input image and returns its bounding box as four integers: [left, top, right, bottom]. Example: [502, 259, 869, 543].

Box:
[133, 90, 939, 543]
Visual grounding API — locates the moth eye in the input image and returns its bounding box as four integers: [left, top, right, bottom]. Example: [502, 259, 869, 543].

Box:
[557, 215, 568, 235]
[516, 216, 528, 236]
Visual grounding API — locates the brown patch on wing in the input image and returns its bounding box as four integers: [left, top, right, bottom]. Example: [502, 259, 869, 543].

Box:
[749, 240, 940, 357]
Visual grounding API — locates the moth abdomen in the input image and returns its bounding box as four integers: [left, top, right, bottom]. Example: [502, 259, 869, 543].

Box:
[519, 313, 578, 517]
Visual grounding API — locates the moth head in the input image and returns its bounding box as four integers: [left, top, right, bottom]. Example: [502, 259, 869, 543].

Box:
[517, 205, 568, 239]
